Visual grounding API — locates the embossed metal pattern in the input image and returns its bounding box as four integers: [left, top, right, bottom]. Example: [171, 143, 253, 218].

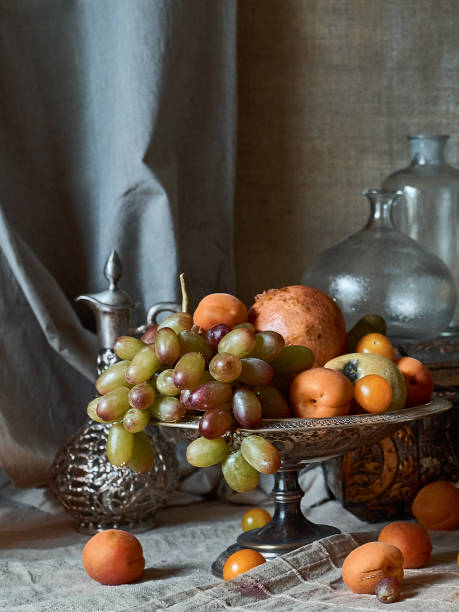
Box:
[159, 397, 450, 465]
[51, 421, 179, 534]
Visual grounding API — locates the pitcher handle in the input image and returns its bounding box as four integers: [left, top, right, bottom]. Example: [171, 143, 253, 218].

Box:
[131, 301, 181, 335]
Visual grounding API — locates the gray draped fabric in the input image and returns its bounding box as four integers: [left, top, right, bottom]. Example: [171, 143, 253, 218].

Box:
[0, 0, 237, 486]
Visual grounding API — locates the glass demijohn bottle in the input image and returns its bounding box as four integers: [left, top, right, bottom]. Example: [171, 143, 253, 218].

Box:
[302, 189, 456, 344]
[382, 134, 459, 335]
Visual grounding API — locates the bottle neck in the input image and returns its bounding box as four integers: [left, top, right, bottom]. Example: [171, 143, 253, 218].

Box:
[409, 135, 448, 166]
[363, 190, 402, 229]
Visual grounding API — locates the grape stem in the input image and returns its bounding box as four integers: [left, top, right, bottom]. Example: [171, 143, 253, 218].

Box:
[180, 273, 189, 313]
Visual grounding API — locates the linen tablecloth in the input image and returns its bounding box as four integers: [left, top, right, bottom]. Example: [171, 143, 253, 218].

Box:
[1, 481, 458, 611]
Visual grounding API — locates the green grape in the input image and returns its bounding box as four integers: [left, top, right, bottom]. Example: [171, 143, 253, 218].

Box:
[189, 380, 233, 411]
[209, 352, 242, 382]
[158, 311, 193, 334]
[186, 436, 228, 467]
[240, 435, 281, 474]
[87, 397, 109, 423]
[150, 396, 185, 422]
[173, 352, 205, 390]
[95, 360, 131, 395]
[178, 330, 213, 362]
[270, 345, 315, 381]
[125, 345, 161, 385]
[217, 327, 256, 358]
[233, 322, 255, 332]
[198, 408, 233, 439]
[155, 327, 181, 364]
[222, 449, 259, 492]
[113, 336, 145, 360]
[248, 331, 285, 362]
[232, 387, 262, 428]
[238, 358, 274, 386]
[123, 407, 150, 433]
[106, 423, 134, 467]
[127, 431, 155, 473]
[155, 369, 180, 396]
[128, 382, 155, 410]
[96, 386, 131, 422]
[253, 384, 292, 418]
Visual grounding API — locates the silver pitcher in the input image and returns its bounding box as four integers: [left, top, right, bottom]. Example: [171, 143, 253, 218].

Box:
[51, 251, 181, 533]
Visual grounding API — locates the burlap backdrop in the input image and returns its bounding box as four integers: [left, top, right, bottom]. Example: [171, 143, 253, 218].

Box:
[235, 0, 459, 304]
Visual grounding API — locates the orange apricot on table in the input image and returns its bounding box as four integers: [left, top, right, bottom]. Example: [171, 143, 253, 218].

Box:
[412, 481, 459, 530]
[395, 356, 434, 407]
[193, 293, 248, 331]
[82, 529, 145, 585]
[341, 541, 404, 594]
[354, 374, 393, 414]
[290, 367, 354, 418]
[356, 333, 394, 360]
[248, 285, 347, 366]
[222, 548, 266, 580]
[378, 521, 432, 568]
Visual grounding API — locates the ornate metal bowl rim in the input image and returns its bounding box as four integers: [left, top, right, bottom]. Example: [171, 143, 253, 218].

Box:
[158, 395, 451, 434]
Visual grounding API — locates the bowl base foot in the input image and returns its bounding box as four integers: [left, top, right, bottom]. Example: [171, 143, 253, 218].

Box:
[211, 522, 340, 579]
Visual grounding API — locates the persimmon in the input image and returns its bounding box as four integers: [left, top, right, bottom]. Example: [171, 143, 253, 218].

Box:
[289, 367, 354, 418]
[82, 529, 145, 585]
[412, 481, 459, 530]
[378, 521, 432, 568]
[193, 293, 248, 331]
[356, 333, 394, 360]
[223, 548, 266, 580]
[354, 374, 393, 414]
[395, 356, 434, 407]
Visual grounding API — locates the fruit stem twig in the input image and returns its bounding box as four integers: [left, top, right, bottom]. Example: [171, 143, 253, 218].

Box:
[180, 273, 189, 313]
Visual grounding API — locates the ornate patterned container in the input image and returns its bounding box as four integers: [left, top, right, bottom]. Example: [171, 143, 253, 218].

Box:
[51, 251, 180, 533]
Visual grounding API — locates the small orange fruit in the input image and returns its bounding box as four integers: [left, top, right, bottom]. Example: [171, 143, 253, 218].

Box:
[222, 548, 266, 580]
[290, 367, 354, 418]
[193, 293, 248, 331]
[412, 481, 459, 530]
[354, 374, 393, 413]
[356, 333, 394, 360]
[82, 529, 145, 585]
[395, 356, 434, 407]
[241, 508, 272, 532]
[342, 541, 404, 594]
[378, 521, 432, 568]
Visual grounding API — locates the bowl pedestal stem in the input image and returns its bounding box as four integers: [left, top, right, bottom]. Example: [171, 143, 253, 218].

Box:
[211, 464, 340, 578]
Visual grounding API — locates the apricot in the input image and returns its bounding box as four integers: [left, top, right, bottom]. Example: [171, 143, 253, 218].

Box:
[412, 481, 459, 530]
[82, 529, 145, 585]
[395, 356, 434, 407]
[248, 285, 346, 366]
[193, 293, 248, 331]
[378, 521, 432, 568]
[342, 541, 404, 594]
[290, 367, 354, 418]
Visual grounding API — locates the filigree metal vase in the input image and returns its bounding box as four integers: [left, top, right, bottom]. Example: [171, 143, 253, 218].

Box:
[51, 251, 181, 533]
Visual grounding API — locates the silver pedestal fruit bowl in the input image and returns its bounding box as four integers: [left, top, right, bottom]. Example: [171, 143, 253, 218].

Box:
[159, 396, 451, 577]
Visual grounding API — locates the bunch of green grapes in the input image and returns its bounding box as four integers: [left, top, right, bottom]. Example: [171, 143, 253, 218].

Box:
[87, 311, 314, 491]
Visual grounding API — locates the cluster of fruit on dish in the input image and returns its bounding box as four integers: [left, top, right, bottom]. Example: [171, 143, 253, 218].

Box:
[85, 284, 435, 490]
